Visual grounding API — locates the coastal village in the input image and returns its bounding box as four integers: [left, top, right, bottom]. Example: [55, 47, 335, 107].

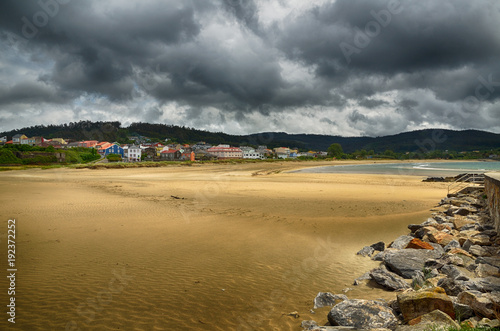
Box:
[0, 133, 328, 162]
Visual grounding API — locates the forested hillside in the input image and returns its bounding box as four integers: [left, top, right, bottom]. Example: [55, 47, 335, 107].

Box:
[2, 121, 499, 153]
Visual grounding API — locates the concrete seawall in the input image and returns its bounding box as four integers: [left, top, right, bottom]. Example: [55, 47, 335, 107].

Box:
[485, 173, 500, 232]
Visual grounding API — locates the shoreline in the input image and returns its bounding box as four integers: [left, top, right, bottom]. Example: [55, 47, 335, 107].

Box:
[301, 182, 500, 330]
[0, 158, 488, 173]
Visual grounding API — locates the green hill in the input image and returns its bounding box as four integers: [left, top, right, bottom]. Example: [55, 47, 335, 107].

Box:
[1, 121, 499, 153]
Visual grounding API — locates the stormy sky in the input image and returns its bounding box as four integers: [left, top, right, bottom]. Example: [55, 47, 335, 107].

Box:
[1, 0, 499, 137]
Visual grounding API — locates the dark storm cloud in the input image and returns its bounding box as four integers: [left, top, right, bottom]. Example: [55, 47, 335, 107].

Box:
[0, 0, 499, 135]
[358, 98, 388, 109]
[0, 81, 69, 105]
[0, 0, 205, 101]
[277, 0, 500, 99]
[222, 0, 261, 35]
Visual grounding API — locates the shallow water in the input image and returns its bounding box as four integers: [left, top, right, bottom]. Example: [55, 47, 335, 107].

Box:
[292, 161, 500, 177]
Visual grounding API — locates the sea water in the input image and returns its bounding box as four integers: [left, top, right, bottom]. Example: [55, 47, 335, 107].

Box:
[293, 161, 500, 177]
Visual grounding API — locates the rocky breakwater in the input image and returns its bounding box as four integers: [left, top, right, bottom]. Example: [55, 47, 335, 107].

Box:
[302, 189, 500, 330]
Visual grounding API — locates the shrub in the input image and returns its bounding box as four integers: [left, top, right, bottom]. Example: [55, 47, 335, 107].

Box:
[0, 149, 22, 164]
[106, 154, 122, 162]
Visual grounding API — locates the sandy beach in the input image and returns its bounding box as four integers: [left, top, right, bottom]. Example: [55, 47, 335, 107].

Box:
[0, 161, 450, 330]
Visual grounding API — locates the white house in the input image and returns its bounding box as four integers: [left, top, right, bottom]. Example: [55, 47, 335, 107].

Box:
[123, 145, 142, 162]
[240, 146, 264, 159]
[12, 134, 27, 144]
[127, 145, 142, 162]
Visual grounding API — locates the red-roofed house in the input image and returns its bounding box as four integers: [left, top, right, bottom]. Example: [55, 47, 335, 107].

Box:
[79, 140, 99, 148]
[95, 142, 111, 149]
[98, 143, 124, 157]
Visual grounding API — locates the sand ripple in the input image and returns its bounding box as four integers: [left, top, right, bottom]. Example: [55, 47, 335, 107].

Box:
[0, 164, 446, 330]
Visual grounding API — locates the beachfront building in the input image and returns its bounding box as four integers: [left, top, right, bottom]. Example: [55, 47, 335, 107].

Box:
[181, 151, 196, 161]
[160, 150, 181, 161]
[66, 142, 81, 148]
[297, 151, 314, 158]
[98, 143, 124, 157]
[12, 134, 28, 144]
[274, 147, 291, 159]
[192, 142, 212, 151]
[20, 136, 36, 145]
[195, 150, 217, 161]
[78, 140, 99, 148]
[206, 144, 243, 159]
[240, 146, 265, 159]
[124, 145, 142, 162]
[33, 137, 49, 146]
[51, 138, 67, 145]
[256, 146, 273, 158]
[142, 147, 157, 160]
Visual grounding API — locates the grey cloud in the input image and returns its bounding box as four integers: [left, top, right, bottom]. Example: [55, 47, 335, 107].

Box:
[0, 81, 69, 105]
[320, 117, 336, 126]
[0, 0, 499, 136]
[221, 0, 261, 35]
[358, 98, 388, 109]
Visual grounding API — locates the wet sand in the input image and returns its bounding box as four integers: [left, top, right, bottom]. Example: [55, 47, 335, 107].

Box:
[0, 161, 449, 330]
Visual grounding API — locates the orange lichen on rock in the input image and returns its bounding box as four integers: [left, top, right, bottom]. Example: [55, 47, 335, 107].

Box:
[406, 238, 435, 250]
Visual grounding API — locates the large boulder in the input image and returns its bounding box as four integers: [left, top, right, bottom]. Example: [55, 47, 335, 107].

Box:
[452, 206, 478, 216]
[462, 277, 500, 292]
[457, 291, 497, 319]
[405, 238, 434, 250]
[414, 227, 438, 240]
[389, 235, 413, 250]
[397, 287, 455, 322]
[407, 224, 422, 233]
[428, 231, 456, 247]
[370, 241, 385, 252]
[437, 278, 467, 296]
[475, 263, 500, 278]
[440, 264, 470, 281]
[407, 310, 459, 329]
[327, 299, 398, 330]
[476, 256, 500, 268]
[356, 246, 375, 257]
[353, 272, 371, 286]
[453, 216, 476, 230]
[370, 266, 411, 291]
[478, 318, 500, 329]
[453, 302, 475, 321]
[443, 240, 461, 252]
[384, 249, 443, 279]
[469, 234, 492, 246]
[469, 245, 489, 257]
[432, 213, 449, 224]
[313, 292, 347, 309]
